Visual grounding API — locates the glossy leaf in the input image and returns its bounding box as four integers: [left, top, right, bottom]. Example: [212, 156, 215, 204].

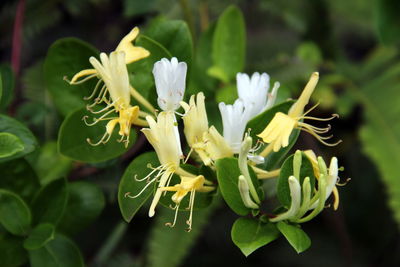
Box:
[0, 132, 24, 159]
[277, 153, 316, 207]
[58, 181, 105, 235]
[29, 233, 84, 267]
[0, 234, 27, 266]
[44, 38, 99, 116]
[276, 221, 311, 253]
[146, 18, 193, 66]
[216, 157, 263, 216]
[58, 107, 136, 163]
[209, 5, 245, 82]
[0, 115, 38, 163]
[24, 223, 55, 250]
[118, 152, 159, 222]
[31, 178, 68, 225]
[0, 189, 31, 236]
[231, 218, 280, 256]
[0, 159, 40, 202]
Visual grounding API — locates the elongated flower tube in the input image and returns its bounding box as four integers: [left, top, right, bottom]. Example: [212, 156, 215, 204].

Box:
[141, 112, 182, 217]
[236, 72, 279, 118]
[153, 57, 187, 111]
[219, 99, 253, 153]
[81, 51, 148, 147]
[304, 150, 341, 210]
[202, 126, 233, 165]
[257, 72, 341, 154]
[270, 176, 302, 222]
[160, 175, 215, 231]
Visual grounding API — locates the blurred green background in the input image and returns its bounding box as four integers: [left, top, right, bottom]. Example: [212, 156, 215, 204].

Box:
[1, 0, 400, 266]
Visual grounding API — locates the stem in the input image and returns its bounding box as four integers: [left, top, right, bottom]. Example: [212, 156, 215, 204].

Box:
[256, 169, 280, 179]
[199, 0, 209, 31]
[11, 0, 25, 76]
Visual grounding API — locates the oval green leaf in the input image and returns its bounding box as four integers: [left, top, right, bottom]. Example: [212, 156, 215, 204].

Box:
[0, 189, 31, 236]
[0, 115, 38, 163]
[31, 178, 68, 225]
[118, 152, 160, 222]
[57, 181, 105, 235]
[29, 233, 84, 267]
[209, 5, 245, 82]
[23, 223, 55, 250]
[231, 217, 280, 257]
[276, 221, 311, 253]
[0, 235, 28, 266]
[0, 132, 24, 158]
[58, 107, 136, 163]
[146, 18, 193, 66]
[44, 38, 99, 116]
[0, 64, 15, 110]
[216, 157, 263, 216]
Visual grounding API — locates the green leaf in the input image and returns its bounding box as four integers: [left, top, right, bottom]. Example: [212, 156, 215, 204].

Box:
[209, 5, 245, 82]
[29, 233, 84, 267]
[0, 189, 31, 236]
[215, 84, 237, 104]
[57, 181, 105, 235]
[0, 234, 28, 266]
[0, 115, 38, 163]
[0, 64, 15, 110]
[127, 35, 171, 108]
[375, 0, 400, 45]
[146, 198, 219, 267]
[246, 100, 299, 170]
[0, 132, 24, 158]
[356, 62, 400, 226]
[276, 221, 311, 253]
[44, 38, 99, 116]
[118, 152, 159, 222]
[277, 153, 316, 208]
[58, 107, 136, 163]
[215, 157, 262, 216]
[31, 178, 68, 225]
[0, 159, 40, 202]
[231, 218, 280, 256]
[23, 223, 55, 250]
[146, 18, 193, 66]
[34, 142, 72, 186]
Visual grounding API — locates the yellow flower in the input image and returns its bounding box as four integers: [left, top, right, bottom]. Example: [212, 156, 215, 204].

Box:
[81, 51, 149, 147]
[141, 112, 182, 217]
[69, 27, 149, 84]
[180, 93, 232, 165]
[160, 175, 214, 231]
[257, 72, 340, 153]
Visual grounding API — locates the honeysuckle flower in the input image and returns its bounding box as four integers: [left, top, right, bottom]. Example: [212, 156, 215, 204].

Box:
[159, 175, 215, 231]
[140, 112, 182, 217]
[304, 150, 341, 210]
[238, 175, 259, 209]
[201, 126, 233, 165]
[257, 72, 341, 154]
[153, 57, 187, 111]
[236, 72, 280, 118]
[219, 99, 253, 153]
[270, 150, 342, 223]
[69, 27, 149, 85]
[81, 51, 149, 147]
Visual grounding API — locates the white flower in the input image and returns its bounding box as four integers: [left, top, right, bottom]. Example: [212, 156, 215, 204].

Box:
[236, 72, 280, 118]
[219, 99, 253, 153]
[152, 57, 187, 111]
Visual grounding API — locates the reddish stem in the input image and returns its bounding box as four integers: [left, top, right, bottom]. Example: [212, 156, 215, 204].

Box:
[11, 0, 26, 76]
